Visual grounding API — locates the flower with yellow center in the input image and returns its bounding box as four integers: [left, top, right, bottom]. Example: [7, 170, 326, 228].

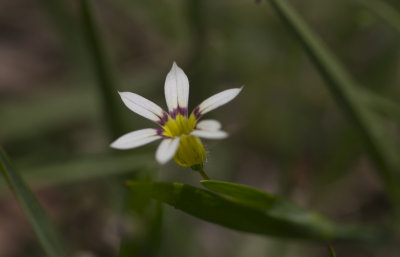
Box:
[110, 62, 242, 171]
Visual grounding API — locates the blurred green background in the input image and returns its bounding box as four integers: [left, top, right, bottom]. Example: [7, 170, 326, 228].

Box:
[1, 0, 400, 256]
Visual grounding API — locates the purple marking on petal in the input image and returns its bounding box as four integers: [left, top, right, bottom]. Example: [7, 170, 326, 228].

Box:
[155, 128, 171, 138]
[155, 128, 164, 135]
[193, 106, 201, 119]
[170, 108, 178, 119]
[169, 107, 187, 119]
[162, 111, 169, 123]
[156, 111, 169, 126]
[178, 106, 188, 116]
[157, 119, 165, 126]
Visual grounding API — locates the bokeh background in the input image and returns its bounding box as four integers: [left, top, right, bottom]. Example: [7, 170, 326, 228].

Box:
[1, 0, 400, 256]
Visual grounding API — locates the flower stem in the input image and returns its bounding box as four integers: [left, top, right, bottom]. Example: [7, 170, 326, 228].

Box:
[191, 165, 210, 180]
[198, 169, 210, 180]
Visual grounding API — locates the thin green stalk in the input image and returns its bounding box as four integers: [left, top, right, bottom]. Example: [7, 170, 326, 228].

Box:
[191, 165, 210, 180]
[80, 0, 124, 138]
[327, 243, 337, 257]
[265, 0, 400, 211]
[0, 147, 68, 257]
[198, 168, 210, 180]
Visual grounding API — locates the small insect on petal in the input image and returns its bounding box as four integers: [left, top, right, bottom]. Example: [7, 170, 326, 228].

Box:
[119, 92, 166, 122]
[110, 128, 162, 149]
[190, 130, 228, 139]
[156, 137, 181, 164]
[197, 86, 243, 117]
[164, 62, 190, 114]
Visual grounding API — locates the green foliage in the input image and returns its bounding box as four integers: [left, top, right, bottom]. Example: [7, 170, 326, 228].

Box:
[2, 0, 400, 255]
[0, 87, 99, 142]
[80, 0, 125, 138]
[0, 152, 154, 190]
[265, 0, 400, 207]
[356, 0, 400, 34]
[328, 244, 337, 257]
[0, 148, 69, 257]
[360, 88, 400, 124]
[128, 180, 380, 242]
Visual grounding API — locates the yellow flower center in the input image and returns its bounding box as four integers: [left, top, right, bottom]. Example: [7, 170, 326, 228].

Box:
[162, 114, 206, 167]
[162, 114, 197, 137]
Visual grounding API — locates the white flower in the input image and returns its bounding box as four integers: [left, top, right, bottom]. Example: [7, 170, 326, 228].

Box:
[110, 62, 243, 167]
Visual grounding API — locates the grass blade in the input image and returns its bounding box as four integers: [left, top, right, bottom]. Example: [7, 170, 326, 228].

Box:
[12, 153, 154, 190]
[80, 0, 124, 138]
[0, 147, 68, 257]
[265, 0, 400, 208]
[128, 181, 381, 242]
[356, 0, 400, 34]
[38, 0, 88, 74]
[360, 89, 400, 124]
[328, 243, 337, 257]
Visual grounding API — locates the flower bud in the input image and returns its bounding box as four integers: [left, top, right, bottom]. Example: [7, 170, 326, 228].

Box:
[174, 135, 206, 167]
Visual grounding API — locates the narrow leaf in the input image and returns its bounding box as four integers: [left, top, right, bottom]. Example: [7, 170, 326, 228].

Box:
[0, 147, 68, 257]
[201, 180, 277, 210]
[356, 0, 400, 34]
[38, 0, 88, 73]
[0, 87, 98, 142]
[80, 0, 124, 138]
[328, 244, 337, 257]
[127, 181, 380, 242]
[360, 88, 400, 124]
[265, 0, 400, 207]
[0, 153, 154, 191]
[201, 180, 382, 240]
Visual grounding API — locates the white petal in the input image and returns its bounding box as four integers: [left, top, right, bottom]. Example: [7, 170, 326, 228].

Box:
[155, 137, 181, 164]
[196, 119, 222, 131]
[110, 128, 161, 149]
[119, 91, 165, 122]
[164, 62, 189, 112]
[191, 130, 228, 139]
[197, 86, 243, 116]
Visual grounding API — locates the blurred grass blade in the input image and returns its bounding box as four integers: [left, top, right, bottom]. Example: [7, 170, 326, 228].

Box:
[0, 152, 154, 191]
[356, 0, 400, 34]
[80, 0, 124, 138]
[0, 69, 159, 143]
[38, 0, 88, 73]
[265, 0, 400, 206]
[119, 199, 163, 257]
[360, 89, 400, 124]
[0, 87, 98, 142]
[328, 244, 337, 257]
[0, 148, 68, 257]
[128, 181, 380, 241]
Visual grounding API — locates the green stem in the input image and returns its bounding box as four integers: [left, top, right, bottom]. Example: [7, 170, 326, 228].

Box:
[191, 165, 210, 180]
[327, 243, 336, 257]
[198, 168, 210, 180]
